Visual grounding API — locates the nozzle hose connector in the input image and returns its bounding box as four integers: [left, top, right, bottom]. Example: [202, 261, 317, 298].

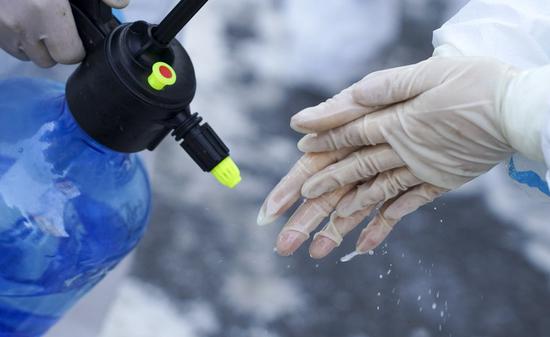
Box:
[172, 113, 227, 171]
[153, 0, 209, 45]
[172, 113, 241, 188]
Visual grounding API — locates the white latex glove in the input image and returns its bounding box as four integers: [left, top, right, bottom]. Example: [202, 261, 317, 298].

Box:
[0, 0, 129, 68]
[258, 56, 550, 259]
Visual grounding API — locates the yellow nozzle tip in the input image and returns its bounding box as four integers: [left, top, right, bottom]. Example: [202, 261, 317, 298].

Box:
[211, 157, 242, 189]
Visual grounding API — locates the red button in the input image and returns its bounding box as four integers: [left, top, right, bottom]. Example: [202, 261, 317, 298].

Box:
[159, 65, 173, 79]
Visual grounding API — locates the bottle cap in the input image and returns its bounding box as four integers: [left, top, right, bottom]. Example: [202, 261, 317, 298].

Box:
[148, 62, 177, 90]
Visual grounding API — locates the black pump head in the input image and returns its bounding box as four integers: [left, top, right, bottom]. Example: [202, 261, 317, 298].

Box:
[66, 0, 241, 188]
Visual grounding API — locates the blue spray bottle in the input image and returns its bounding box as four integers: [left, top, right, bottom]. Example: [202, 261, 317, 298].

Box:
[0, 1, 241, 336]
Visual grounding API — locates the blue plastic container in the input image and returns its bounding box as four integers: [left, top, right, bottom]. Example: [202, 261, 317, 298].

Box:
[0, 78, 151, 336]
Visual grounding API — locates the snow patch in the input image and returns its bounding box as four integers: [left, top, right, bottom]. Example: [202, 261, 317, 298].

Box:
[222, 272, 305, 322]
[282, 0, 400, 91]
[100, 278, 219, 337]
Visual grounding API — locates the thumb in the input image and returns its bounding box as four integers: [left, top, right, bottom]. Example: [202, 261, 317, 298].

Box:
[290, 58, 447, 134]
[102, 0, 129, 9]
[290, 83, 382, 134]
[352, 58, 447, 107]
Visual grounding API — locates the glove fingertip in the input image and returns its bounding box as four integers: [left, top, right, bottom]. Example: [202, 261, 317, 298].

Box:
[297, 135, 315, 153]
[301, 182, 319, 199]
[257, 205, 276, 226]
[290, 115, 317, 134]
[335, 202, 367, 218]
[334, 194, 355, 218]
[309, 236, 338, 259]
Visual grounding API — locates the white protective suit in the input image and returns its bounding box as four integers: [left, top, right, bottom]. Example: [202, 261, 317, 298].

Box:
[434, 0, 550, 194]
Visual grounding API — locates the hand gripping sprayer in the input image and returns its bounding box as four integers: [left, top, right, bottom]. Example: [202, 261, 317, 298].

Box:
[67, 0, 241, 188]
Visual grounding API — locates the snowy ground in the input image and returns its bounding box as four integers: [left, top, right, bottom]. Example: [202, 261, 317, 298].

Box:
[3, 0, 550, 336]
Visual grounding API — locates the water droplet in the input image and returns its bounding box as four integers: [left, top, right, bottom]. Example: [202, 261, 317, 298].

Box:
[417, 295, 422, 301]
[340, 251, 361, 262]
[432, 303, 437, 310]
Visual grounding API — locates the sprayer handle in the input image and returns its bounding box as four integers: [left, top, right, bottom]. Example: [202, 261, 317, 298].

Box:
[69, 0, 120, 51]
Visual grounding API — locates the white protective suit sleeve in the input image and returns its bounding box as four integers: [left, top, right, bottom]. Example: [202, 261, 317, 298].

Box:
[433, 0, 550, 192]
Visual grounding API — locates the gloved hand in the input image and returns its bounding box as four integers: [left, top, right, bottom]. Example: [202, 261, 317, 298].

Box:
[0, 0, 129, 68]
[258, 56, 550, 259]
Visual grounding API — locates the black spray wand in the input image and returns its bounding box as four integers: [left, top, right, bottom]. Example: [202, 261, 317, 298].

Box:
[154, 0, 209, 45]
